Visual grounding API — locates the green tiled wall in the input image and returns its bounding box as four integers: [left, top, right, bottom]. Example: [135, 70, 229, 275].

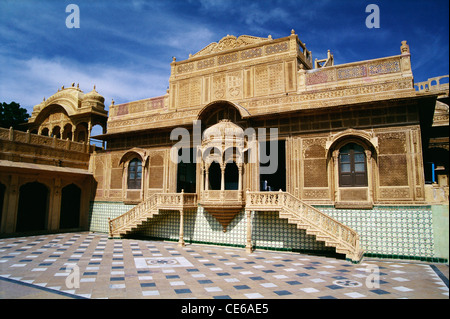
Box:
[185, 207, 247, 246]
[136, 209, 181, 241]
[88, 201, 439, 259]
[253, 211, 331, 252]
[318, 205, 435, 258]
[89, 201, 136, 233]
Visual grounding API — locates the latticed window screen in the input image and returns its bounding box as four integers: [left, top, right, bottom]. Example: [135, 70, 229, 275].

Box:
[339, 143, 367, 187]
[128, 158, 142, 189]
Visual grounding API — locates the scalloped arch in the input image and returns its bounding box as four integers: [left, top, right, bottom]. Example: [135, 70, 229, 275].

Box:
[197, 100, 251, 121]
[326, 129, 378, 154]
[118, 148, 147, 166]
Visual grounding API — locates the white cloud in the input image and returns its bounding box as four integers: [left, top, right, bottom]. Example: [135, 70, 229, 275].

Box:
[0, 55, 169, 114]
[163, 26, 216, 56]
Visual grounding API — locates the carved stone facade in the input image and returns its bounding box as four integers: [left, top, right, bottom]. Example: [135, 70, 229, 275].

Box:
[27, 84, 108, 143]
[1, 31, 448, 261]
[0, 127, 94, 234]
[0, 84, 107, 236]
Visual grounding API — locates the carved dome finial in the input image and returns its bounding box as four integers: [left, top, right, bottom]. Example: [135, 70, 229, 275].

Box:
[400, 40, 410, 54]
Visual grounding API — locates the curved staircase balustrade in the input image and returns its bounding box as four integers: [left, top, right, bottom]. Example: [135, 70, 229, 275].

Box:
[108, 191, 197, 238]
[245, 191, 363, 263]
[108, 190, 363, 262]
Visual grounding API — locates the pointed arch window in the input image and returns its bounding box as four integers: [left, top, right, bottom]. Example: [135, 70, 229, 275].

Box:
[339, 143, 368, 187]
[127, 158, 142, 189]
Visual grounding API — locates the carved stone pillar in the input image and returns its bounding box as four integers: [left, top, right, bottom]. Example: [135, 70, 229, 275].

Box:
[200, 165, 204, 192]
[141, 160, 146, 201]
[220, 163, 225, 191]
[122, 163, 128, 200]
[332, 149, 340, 202]
[3, 175, 19, 233]
[298, 64, 307, 91]
[245, 210, 253, 253]
[205, 163, 209, 191]
[365, 149, 374, 203]
[238, 163, 243, 201]
[220, 162, 225, 200]
[87, 122, 92, 143]
[49, 177, 62, 231]
[178, 209, 185, 247]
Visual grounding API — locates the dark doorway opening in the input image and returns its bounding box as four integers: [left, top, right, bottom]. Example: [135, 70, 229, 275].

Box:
[260, 140, 286, 191]
[209, 162, 221, 190]
[60, 184, 81, 229]
[225, 162, 239, 190]
[177, 148, 197, 193]
[16, 182, 48, 232]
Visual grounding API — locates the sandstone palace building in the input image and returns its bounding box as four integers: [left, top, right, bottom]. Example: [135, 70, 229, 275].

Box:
[1, 31, 448, 263]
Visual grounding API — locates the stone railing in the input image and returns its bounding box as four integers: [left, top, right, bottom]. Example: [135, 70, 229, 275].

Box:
[415, 75, 449, 93]
[0, 126, 92, 169]
[200, 190, 242, 201]
[0, 126, 92, 153]
[302, 55, 407, 88]
[246, 191, 362, 262]
[108, 192, 197, 237]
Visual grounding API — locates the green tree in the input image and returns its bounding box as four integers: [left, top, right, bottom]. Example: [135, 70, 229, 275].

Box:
[0, 102, 29, 131]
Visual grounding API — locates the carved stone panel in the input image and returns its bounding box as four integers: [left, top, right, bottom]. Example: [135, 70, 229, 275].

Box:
[227, 71, 243, 99]
[379, 155, 408, 186]
[213, 74, 226, 100]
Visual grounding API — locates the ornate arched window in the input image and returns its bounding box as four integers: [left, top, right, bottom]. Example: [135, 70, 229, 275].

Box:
[339, 143, 367, 187]
[208, 162, 221, 190]
[127, 158, 142, 189]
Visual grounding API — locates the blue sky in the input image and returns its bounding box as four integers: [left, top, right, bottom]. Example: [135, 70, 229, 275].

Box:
[1, 0, 449, 119]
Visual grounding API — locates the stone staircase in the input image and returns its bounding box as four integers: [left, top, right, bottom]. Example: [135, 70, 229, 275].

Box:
[108, 190, 363, 263]
[245, 191, 364, 263]
[108, 191, 197, 239]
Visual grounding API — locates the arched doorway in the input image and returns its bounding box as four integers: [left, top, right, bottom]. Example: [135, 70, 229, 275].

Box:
[62, 123, 73, 140]
[75, 122, 88, 143]
[51, 126, 61, 138]
[16, 182, 48, 232]
[208, 162, 222, 190]
[225, 162, 239, 190]
[60, 184, 81, 229]
[328, 134, 376, 206]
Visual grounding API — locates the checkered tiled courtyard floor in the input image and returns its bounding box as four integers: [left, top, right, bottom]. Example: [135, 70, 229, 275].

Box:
[0, 232, 448, 299]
